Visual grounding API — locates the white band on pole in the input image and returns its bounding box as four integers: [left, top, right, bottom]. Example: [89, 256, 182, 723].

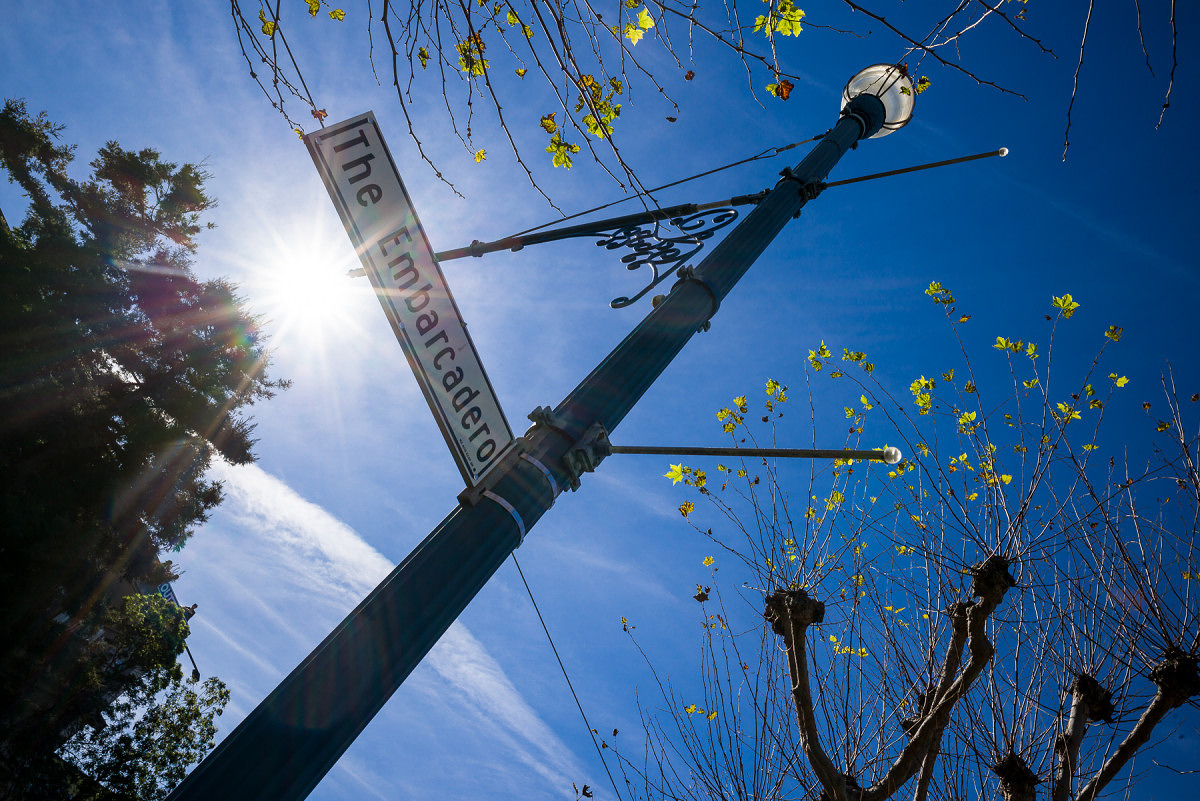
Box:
[482, 490, 527, 543]
[520, 454, 559, 501]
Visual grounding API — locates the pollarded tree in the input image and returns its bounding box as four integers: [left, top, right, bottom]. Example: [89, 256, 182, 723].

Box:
[616, 285, 1198, 800]
[0, 98, 284, 768]
[232, 0, 1179, 194]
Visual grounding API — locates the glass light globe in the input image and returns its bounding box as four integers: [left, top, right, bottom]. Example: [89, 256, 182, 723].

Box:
[841, 64, 916, 138]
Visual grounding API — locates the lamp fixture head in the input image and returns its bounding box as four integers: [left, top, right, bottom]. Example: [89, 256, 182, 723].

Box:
[841, 64, 916, 139]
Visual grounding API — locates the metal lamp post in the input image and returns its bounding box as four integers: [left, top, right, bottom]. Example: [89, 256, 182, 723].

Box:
[167, 64, 916, 801]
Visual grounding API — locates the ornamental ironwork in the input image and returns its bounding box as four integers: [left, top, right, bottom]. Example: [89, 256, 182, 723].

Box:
[594, 208, 739, 308]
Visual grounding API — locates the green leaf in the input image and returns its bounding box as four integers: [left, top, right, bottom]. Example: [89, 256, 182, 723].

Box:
[1052, 293, 1081, 318]
[637, 6, 656, 29]
[545, 132, 580, 168]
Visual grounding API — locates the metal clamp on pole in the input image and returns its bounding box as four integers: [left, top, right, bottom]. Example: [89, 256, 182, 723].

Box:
[671, 265, 720, 332]
[457, 437, 529, 507]
[562, 422, 612, 491]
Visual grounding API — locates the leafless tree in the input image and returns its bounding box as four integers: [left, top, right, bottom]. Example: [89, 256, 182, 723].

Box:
[612, 285, 1199, 801]
[229, 1, 1179, 198]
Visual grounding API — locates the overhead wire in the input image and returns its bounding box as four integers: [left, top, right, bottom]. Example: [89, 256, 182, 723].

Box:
[511, 553, 625, 801]
[512, 132, 828, 237]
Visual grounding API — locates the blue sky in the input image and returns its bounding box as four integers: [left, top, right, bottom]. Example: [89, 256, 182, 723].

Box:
[2, 2, 1198, 799]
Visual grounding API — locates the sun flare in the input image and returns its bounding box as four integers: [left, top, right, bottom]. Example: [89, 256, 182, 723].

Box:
[254, 244, 364, 348]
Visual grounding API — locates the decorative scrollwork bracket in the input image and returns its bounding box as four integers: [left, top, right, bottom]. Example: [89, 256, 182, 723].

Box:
[433, 192, 765, 310]
[596, 208, 740, 309]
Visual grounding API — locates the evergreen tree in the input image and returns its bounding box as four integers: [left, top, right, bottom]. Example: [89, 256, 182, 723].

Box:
[0, 99, 284, 784]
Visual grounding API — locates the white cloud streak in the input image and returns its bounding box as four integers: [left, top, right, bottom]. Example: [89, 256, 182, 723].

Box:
[194, 460, 582, 795]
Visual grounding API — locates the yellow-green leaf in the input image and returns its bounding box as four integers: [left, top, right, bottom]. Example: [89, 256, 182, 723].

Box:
[702, 556, 714, 567]
[545, 132, 580, 168]
[637, 6, 656, 29]
[665, 464, 684, 485]
[329, 8, 345, 20]
[1052, 293, 1081, 318]
[473, 148, 486, 163]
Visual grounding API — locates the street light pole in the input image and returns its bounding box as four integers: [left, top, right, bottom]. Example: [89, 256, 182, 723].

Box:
[167, 66, 911, 801]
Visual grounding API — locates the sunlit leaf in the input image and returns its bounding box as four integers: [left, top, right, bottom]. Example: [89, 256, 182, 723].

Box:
[545, 131, 580, 168]
[1051, 293, 1081, 318]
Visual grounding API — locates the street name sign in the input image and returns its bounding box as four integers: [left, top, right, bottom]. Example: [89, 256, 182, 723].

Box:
[306, 112, 513, 486]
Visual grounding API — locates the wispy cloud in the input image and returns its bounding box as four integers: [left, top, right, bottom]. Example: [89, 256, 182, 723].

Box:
[189, 460, 582, 795]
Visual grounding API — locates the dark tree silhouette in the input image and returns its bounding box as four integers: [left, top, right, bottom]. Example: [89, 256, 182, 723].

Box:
[0, 99, 285, 789]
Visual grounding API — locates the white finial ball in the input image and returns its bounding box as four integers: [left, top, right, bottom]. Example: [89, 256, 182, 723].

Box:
[883, 446, 903, 465]
[999, 147, 1009, 157]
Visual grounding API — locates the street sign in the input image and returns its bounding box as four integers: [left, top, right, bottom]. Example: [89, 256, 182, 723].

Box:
[306, 112, 514, 486]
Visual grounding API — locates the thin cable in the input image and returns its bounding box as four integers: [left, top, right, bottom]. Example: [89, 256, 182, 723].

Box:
[511, 553, 624, 801]
[513, 133, 826, 237]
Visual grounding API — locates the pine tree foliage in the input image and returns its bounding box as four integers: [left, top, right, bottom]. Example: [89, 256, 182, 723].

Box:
[0, 99, 283, 793]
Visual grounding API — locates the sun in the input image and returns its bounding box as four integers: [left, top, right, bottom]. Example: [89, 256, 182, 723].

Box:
[251, 239, 366, 350]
